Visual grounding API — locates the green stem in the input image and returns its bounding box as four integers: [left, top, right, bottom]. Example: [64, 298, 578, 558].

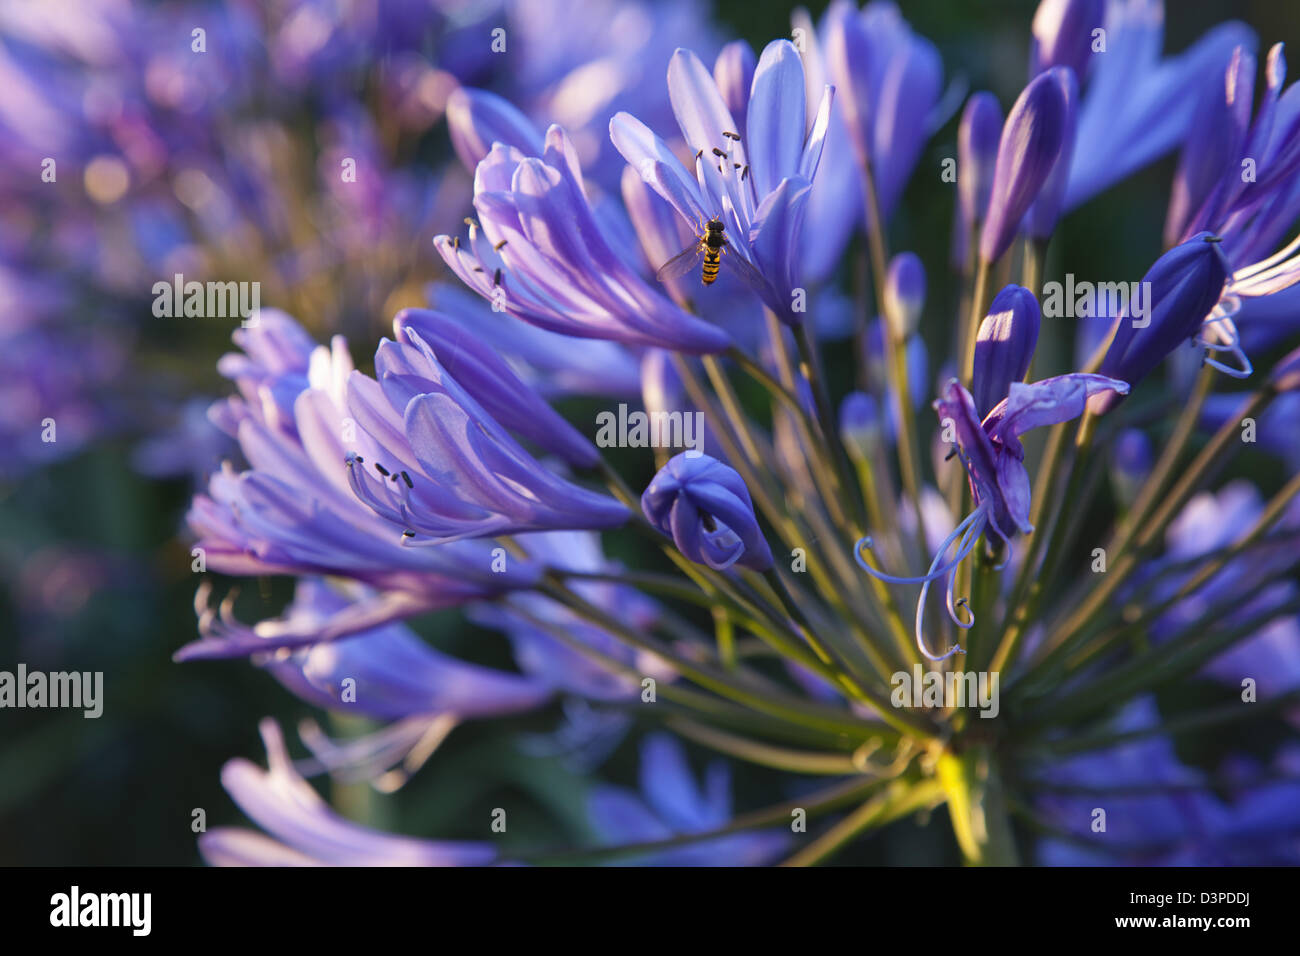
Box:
[936, 745, 1019, 866]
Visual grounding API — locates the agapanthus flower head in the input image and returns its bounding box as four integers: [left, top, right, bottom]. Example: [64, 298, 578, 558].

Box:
[980, 66, 1074, 263]
[1090, 232, 1230, 414]
[438, 124, 731, 353]
[642, 453, 773, 571]
[153, 0, 1300, 872]
[611, 39, 834, 326]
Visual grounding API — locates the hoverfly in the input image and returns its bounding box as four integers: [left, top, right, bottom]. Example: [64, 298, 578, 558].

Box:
[655, 216, 766, 290]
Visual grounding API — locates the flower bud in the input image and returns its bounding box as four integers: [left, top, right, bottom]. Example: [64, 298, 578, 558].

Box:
[972, 285, 1041, 416]
[1110, 428, 1152, 508]
[953, 91, 1003, 267]
[1091, 233, 1230, 414]
[1030, 0, 1104, 80]
[884, 252, 925, 339]
[641, 454, 773, 571]
[979, 68, 1071, 263]
[1026, 67, 1078, 240]
[839, 391, 882, 459]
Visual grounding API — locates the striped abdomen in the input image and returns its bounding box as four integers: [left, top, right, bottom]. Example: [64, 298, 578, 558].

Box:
[702, 248, 721, 285]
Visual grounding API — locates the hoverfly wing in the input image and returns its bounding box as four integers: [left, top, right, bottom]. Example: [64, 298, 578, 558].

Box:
[655, 241, 704, 283]
[720, 241, 770, 294]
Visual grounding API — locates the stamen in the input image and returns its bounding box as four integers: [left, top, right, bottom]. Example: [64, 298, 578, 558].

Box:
[858, 508, 988, 662]
[855, 508, 984, 585]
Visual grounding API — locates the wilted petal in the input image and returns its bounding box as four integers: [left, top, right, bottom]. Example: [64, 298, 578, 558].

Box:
[988, 373, 1130, 443]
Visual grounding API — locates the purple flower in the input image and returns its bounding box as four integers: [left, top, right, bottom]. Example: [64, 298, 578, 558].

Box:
[390, 307, 600, 468]
[980, 67, 1073, 263]
[1025, 67, 1079, 240]
[424, 283, 642, 399]
[1165, 43, 1300, 360]
[952, 92, 1003, 268]
[972, 285, 1041, 417]
[858, 364, 1126, 660]
[445, 86, 546, 174]
[1030, 0, 1104, 80]
[1066, 0, 1256, 208]
[822, 1, 943, 221]
[202, 578, 551, 722]
[1110, 427, 1153, 506]
[181, 313, 541, 661]
[1034, 698, 1300, 865]
[343, 312, 629, 543]
[1090, 233, 1230, 414]
[1143, 482, 1300, 700]
[586, 733, 790, 866]
[840, 390, 882, 457]
[884, 251, 925, 339]
[713, 41, 756, 134]
[611, 39, 834, 326]
[437, 124, 731, 352]
[642, 453, 773, 571]
[200, 719, 497, 867]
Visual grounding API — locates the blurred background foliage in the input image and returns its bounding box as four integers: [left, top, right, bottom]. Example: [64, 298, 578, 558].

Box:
[0, 0, 1295, 865]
